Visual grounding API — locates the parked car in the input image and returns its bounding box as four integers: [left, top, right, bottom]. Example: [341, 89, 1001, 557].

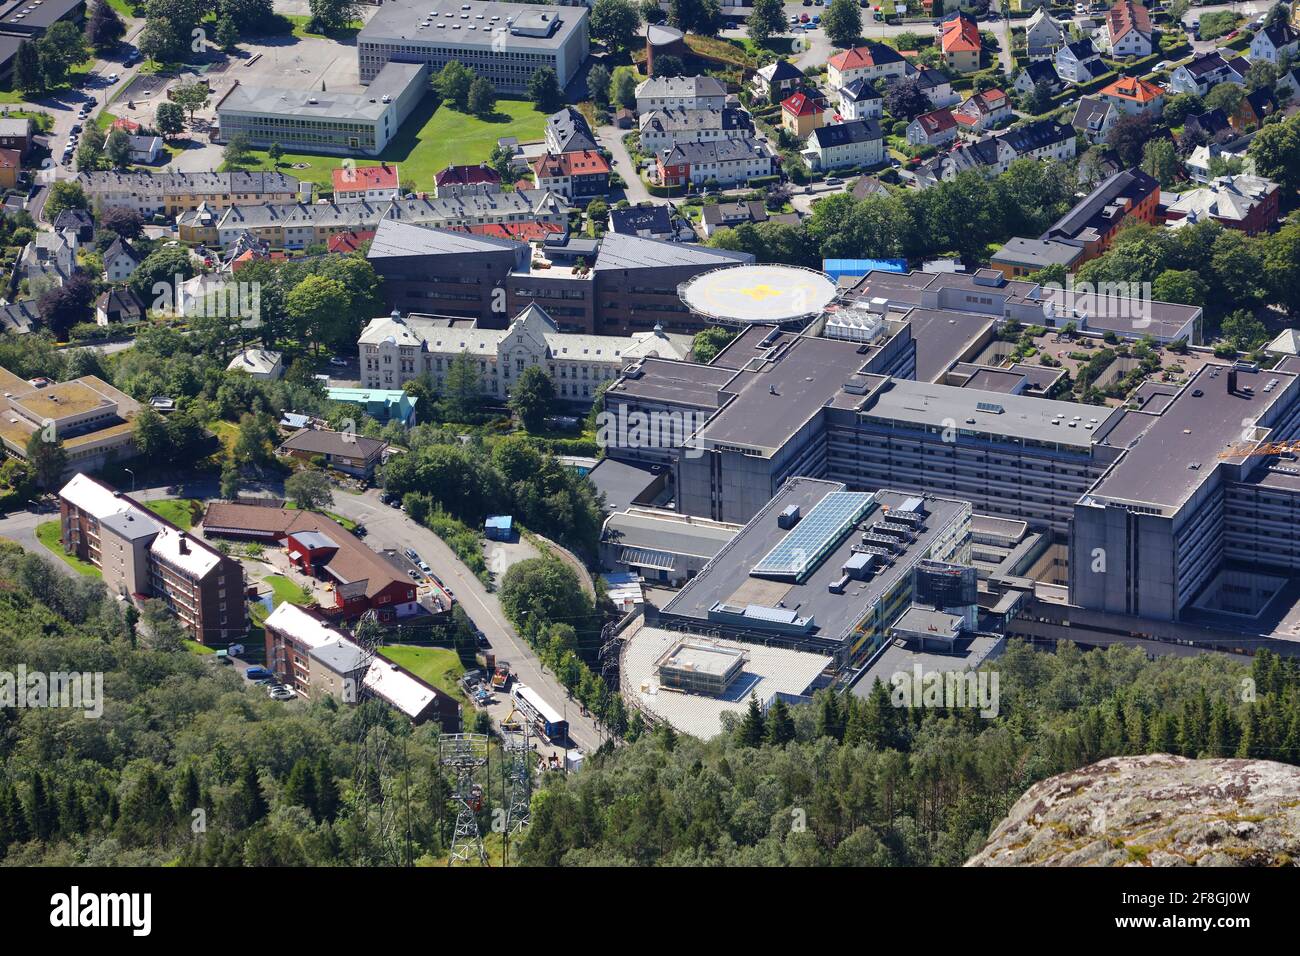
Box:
[227, 643, 245, 656]
[418, 561, 431, 573]
[328, 356, 349, 367]
[245, 666, 273, 681]
[270, 687, 296, 701]
[800, 12, 809, 22]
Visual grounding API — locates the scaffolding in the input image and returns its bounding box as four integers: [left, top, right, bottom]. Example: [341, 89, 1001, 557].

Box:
[439, 733, 490, 866]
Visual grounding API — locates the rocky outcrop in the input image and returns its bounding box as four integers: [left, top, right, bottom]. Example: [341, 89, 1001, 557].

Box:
[967, 754, 1300, 866]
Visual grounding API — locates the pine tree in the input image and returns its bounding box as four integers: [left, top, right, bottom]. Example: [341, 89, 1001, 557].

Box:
[738, 694, 765, 747]
[314, 756, 339, 822]
[59, 782, 86, 836]
[284, 758, 318, 817]
[14, 40, 40, 94]
[764, 697, 796, 746]
[175, 763, 201, 814]
[815, 689, 845, 743]
[27, 773, 57, 841]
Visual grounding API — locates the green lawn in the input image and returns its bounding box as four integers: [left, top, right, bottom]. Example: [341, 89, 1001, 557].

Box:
[35, 521, 101, 577]
[184, 639, 215, 655]
[283, 13, 364, 40]
[0, 57, 98, 105]
[264, 574, 306, 607]
[237, 98, 549, 193]
[379, 645, 466, 703]
[145, 498, 201, 529]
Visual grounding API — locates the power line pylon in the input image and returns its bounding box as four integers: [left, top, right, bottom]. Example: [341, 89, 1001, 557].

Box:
[440, 733, 490, 866]
[500, 723, 533, 866]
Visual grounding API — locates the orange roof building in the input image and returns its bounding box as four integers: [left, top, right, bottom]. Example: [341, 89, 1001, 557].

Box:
[331, 163, 400, 199]
[941, 14, 982, 73]
[1099, 75, 1165, 115]
[780, 91, 825, 137]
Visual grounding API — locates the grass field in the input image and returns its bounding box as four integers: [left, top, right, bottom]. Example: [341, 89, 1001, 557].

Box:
[184, 639, 215, 655]
[379, 645, 466, 703]
[35, 521, 100, 577]
[145, 498, 201, 529]
[264, 574, 306, 607]
[237, 98, 549, 192]
[0, 57, 98, 105]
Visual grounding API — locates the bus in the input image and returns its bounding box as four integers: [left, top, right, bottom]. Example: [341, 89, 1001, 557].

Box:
[511, 684, 569, 742]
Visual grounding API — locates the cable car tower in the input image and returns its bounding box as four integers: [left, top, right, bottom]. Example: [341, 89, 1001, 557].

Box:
[439, 733, 490, 866]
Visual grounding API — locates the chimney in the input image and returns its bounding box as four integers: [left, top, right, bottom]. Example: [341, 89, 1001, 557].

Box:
[1228, 368, 1238, 395]
[178, 532, 189, 555]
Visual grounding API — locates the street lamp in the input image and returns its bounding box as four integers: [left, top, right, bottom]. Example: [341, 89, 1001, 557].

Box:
[124, 467, 135, 493]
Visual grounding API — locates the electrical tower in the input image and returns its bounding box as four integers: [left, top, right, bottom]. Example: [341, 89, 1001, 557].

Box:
[439, 733, 490, 866]
[500, 722, 533, 866]
[351, 612, 399, 865]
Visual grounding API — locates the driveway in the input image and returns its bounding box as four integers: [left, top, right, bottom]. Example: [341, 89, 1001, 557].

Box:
[597, 121, 652, 205]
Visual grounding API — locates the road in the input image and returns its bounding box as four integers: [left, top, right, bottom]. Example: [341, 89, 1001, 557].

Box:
[327, 489, 605, 752]
[597, 121, 653, 205]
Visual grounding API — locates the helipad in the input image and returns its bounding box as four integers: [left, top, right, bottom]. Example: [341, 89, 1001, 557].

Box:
[678, 264, 839, 326]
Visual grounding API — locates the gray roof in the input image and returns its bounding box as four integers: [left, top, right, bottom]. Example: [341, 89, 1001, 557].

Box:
[219, 62, 426, 122]
[0, 299, 38, 334]
[587, 457, 664, 513]
[851, 633, 1004, 698]
[310, 638, 368, 674]
[902, 307, 998, 383]
[593, 232, 753, 271]
[665, 136, 769, 165]
[859, 376, 1120, 450]
[992, 236, 1084, 269]
[661, 479, 971, 652]
[1086, 364, 1300, 512]
[608, 204, 672, 235]
[637, 75, 728, 98]
[367, 218, 526, 258]
[360, 0, 587, 50]
[810, 118, 882, 148]
[1042, 169, 1159, 245]
[78, 169, 299, 196]
[279, 429, 387, 459]
[546, 106, 597, 152]
[603, 509, 738, 559]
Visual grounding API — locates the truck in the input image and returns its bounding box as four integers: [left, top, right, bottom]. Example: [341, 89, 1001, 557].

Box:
[491, 660, 512, 690]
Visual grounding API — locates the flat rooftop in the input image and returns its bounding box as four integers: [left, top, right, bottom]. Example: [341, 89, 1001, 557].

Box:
[603, 507, 739, 560]
[697, 333, 882, 454]
[10, 380, 115, 421]
[661, 479, 970, 649]
[903, 308, 996, 383]
[850, 633, 1005, 699]
[605, 356, 735, 410]
[360, 0, 587, 49]
[220, 62, 426, 122]
[586, 457, 664, 513]
[858, 376, 1120, 450]
[622, 624, 831, 739]
[1086, 364, 1300, 511]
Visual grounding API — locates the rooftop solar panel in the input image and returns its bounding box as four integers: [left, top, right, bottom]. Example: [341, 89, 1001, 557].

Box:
[751, 491, 875, 581]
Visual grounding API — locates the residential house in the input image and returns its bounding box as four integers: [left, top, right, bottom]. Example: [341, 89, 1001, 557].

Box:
[1279, 65, 1300, 101]
[1183, 108, 1233, 144]
[1040, 168, 1161, 261]
[1232, 87, 1278, 131]
[95, 287, 145, 326]
[102, 237, 141, 283]
[332, 163, 401, 203]
[1104, 0, 1153, 57]
[827, 43, 907, 90]
[838, 79, 884, 121]
[851, 175, 890, 200]
[128, 135, 164, 164]
[1250, 18, 1300, 64]
[1025, 7, 1066, 58]
[635, 75, 728, 113]
[1167, 50, 1250, 96]
[226, 347, 284, 380]
[999, 119, 1076, 163]
[1057, 39, 1108, 84]
[1163, 174, 1281, 235]
[906, 107, 958, 147]
[805, 119, 884, 171]
[1072, 95, 1117, 143]
[941, 14, 983, 74]
[278, 428, 388, 479]
[1013, 60, 1063, 97]
[0, 116, 32, 157]
[434, 164, 502, 198]
[637, 107, 753, 154]
[699, 200, 798, 237]
[914, 136, 1014, 187]
[545, 106, 598, 153]
[609, 204, 674, 239]
[781, 91, 825, 138]
[0, 300, 39, 335]
[531, 150, 611, 200]
[1098, 75, 1165, 117]
[909, 67, 959, 109]
[954, 88, 1013, 133]
[53, 209, 94, 243]
[659, 137, 773, 188]
[751, 59, 804, 102]
[21, 231, 77, 288]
